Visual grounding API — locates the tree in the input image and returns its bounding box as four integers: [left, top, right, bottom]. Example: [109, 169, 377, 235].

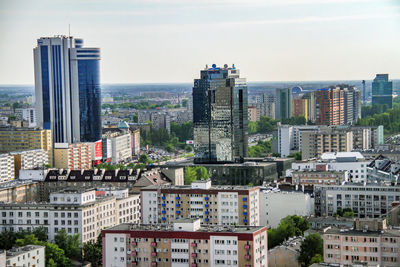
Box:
[288, 151, 302, 160]
[268, 215, 310, 249]
[139, 154, 150, 164]
[184, 145, 193, 152]
[164, 143, 174, 153]
[184, 167, 197, 185]
[298, 233, 323, 267]
[310, 254, 323, 265]
[82, 240, 102, 267]
[54, 229, 81, 259]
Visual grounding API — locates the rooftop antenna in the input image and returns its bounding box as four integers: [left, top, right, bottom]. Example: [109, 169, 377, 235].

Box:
[68, 24, 71, 38]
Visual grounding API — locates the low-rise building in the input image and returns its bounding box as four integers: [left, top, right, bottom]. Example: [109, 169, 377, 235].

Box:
[308, 216, 354, 230]
[367, 155, 400, 185]
[323, 218, 400, 267]
[54, 142, 93, 170]
[141, 180, 260, 226]
[0, 188, 141, 243]
[0, 153, 14, 183]
[314, 184, 400, 218]
[102, 219, 268, 267]
[292, 170, 348, 187]
[6, 245, 45, 267]
[268, 236, 303, 267]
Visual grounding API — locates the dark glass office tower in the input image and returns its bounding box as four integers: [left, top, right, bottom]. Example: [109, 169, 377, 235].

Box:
[34, 36, 101, 143]
[372, 74, 393, 108]
[193, 64, 248, 163]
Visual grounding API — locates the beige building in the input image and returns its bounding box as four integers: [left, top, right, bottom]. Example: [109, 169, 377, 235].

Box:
[103, 219, 268, 267]
[0, 153, 14, 183]
[0, 180, 39, 203]
[302, 129, 353, 160]
[292, 170, 349, 186]
[268, 236, 302, 267]
[141, 180, 260, 226]
[0, 127, 52, 163]
[248, 106, 258, 122]
[11, 149, 49, 177]
[323, 219, 400, 267]
[54, 142, 92, 170]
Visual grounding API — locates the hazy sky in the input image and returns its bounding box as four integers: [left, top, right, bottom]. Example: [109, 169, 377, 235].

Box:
[0, 0, 399, 84]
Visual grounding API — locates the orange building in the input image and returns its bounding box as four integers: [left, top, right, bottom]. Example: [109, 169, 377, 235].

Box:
[316, 88, 345, 125]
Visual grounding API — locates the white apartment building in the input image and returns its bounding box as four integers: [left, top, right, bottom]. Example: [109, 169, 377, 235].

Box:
[0, 153, 15, 183]
[0, 188, 140, 243]
[277, 124, 320, 157]
[5, 245, 45, 267]
[290, 152, 370, 183]
[15, 108, 37, 128]
[315, 184, 400, 218]
[141, 180, 260, 226]
[111, 133, 132, 164]
[11, 149, 49, 177]
[102, 219, 268, 267]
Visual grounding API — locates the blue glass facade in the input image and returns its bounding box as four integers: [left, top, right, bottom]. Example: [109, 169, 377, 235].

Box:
[51, 45, 64, 142]
[40, 46, 51, 130]
[78, 59, 102, 142]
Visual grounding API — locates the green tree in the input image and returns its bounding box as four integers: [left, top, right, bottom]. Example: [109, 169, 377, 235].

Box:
[54, 229, 81, 259]
[82, 240, 102, 267]
[298, 233, 323, 267]
[268, 215, 310, 249]
[164, 143, 175, 153]
[288, 151, 302, 160]
[310, 254, 323, 265]
[139, 154, 150, 164]
[248, 140, 272, 157]
[184, 145, 193, 152]
[184, 167, 197, 185]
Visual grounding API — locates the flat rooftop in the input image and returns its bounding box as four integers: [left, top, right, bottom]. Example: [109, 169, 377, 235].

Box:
[325, 227, 400, 237]
[106, 223, 266, 234]
[6, 245, 44, 257]
[141, 184, 257, 191]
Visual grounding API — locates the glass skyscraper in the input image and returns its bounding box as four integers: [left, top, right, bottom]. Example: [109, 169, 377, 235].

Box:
[34, 36, 101, 143]
[372, 74, 393, 108]
[193, 64, 248, 163]
[275, 88, 292, 119]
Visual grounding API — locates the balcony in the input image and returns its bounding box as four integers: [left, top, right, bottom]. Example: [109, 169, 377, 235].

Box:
[151, 252, 157, 257]
[244, 244, 250, 250]
[245, 254, 251, 260]
[132, 262, 137, 266]
[191, 253, 197, 258]
[151, 242, 157, 247]
[191, 243, 197, 247]
[245, 265, 251, 267]
[131, 242, 137, 246]
[132, 251, 137, 256]
[151, 262, 157, 266]
[192, 264, 197, 267]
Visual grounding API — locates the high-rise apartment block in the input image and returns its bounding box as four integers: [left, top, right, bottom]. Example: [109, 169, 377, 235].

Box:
[316, 87, 345, 125]
[53, 142, 93, 170]
[151, 112, 171, 134]
[193, 64, 248, 163]
[0, 154, 15, 183]
[102, 219, 268, 267]
[34, 36, 101, 143]
[255, 93, 276, 119]
[0, 127, 52, 162]
[15, 108, 37, 128]
[372, 74, 393, 108]
[141, 180, 260, 226]
[11, 149, 49, 177]
[275, 88, 292, 119]
[323, 219, 400, 267]
[0, 188, 140, 243]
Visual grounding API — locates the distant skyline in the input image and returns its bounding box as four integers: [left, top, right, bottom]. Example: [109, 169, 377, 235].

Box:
[0, 0, 399, 84]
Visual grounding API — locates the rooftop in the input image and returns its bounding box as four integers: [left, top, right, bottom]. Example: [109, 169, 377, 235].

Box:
[141, 183, 258, 191]
[106, 223, 265, 234]
[321, 152, 364, 161]
[6, 245, 44, 258]
[324, 227, 400, 237]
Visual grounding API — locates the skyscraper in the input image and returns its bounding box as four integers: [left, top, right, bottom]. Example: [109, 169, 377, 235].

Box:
[275, 88, 292, 119]
[315, 87, 345, 125]
[193, 64, 248, 163]
[34, 36, 101, 143]
[372, 74, 393, 108]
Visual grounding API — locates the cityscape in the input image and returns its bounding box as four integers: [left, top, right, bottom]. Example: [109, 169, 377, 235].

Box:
[0, 1, 400, 267]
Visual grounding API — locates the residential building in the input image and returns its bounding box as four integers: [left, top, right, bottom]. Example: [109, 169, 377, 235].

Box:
[315, 87, 345, 125]
[290, 152, 369, 183]
[0, 180, 39, 203]
[343, 86, 362, 125]
[0, 153, 14, 183]
[389, 202, 400, 226]
[0, 188, 140, 243]
[268, 236, 303, 267]
[323, 218, 400, 267]
[5, 245, 45, 267]
[308, 216, 354, 230]
[34, 36, 101, 143]
[292, 170, 349, 187]
[302, 91, 316, 122]
[372, 74, 393, 108]
[260, 189, 313, 228]
[132, 129, 140, 155]
[11, 149, 49, 177]
[276, 124, 320, 157]
[314, 184, 400, 218]
[15, 108, 37, 127]
[102, 130, 132, 164]
[53, 142, 92, 170]
[102, 219, 268, 267]
[276, 88, 292, 119]
[151, 112, 171, 134]
[193, 64, 248, 163]
[0, 127, 52, 162]
[141, 180, 260, 226]
[248, 106, 258, 122]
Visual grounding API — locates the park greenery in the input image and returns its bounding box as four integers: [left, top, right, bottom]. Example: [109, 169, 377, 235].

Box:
[334, 208, 355, 218]
[298, 233, 324, 267]
[0, 228, 102, 267]
[267, 215, 309, 249]
[288, 151, 302, 161]
[248, 140, 273, 157]
[184, 166, 210, 185]
[248, 116, 307, 134]
[102, 100, 174, 110]
[358, 100, 400, 135]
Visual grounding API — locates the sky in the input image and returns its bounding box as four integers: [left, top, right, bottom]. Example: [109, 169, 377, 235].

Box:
[0, 0, 399, 84]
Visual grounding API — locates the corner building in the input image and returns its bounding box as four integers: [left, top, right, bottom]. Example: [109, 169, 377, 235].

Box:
[193, 64, 248, 163]
[103, 219, 268, 267]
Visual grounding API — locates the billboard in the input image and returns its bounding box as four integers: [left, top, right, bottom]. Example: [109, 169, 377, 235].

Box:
[186, 140, 194, 145]
[92, 140, 102, 161]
